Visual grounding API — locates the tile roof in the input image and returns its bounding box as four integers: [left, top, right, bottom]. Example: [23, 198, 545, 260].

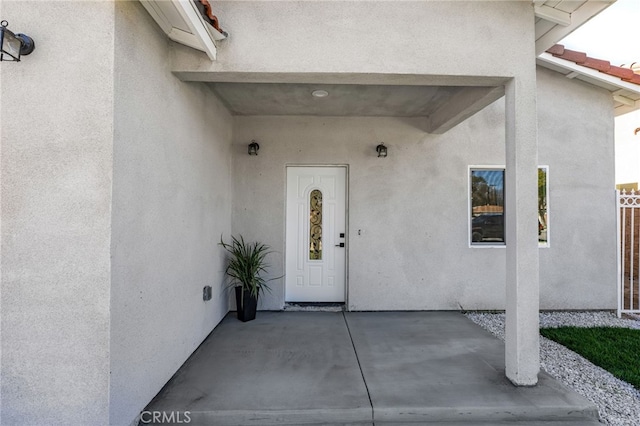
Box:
[546, 44, 640, 86]
[197, 0, 225, 35]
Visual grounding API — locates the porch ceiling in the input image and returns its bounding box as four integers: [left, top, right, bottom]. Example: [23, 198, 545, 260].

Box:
[208, 82, 504, 134]
[211, 83, 464, 117]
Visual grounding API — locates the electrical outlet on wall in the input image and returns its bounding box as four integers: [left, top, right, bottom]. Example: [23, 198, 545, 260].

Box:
[203, 286, 212, 301]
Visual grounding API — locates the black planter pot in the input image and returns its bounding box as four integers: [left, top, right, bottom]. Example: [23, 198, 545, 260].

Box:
[235, 286, 258, 322]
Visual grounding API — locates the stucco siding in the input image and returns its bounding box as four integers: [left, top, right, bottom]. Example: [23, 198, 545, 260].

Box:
[0, 1, 114, 424]
[231, 68, 616, 311]
[232, 114, 506, 311]
[537, 67, 617, 310]
[109, 2, 233, 424]
[174, 0, 535, 78]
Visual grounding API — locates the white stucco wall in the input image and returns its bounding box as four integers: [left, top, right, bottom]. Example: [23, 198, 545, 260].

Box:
[231, 68, 616, 311]
[536, 67, 617, 309]
[0, 1, 113, 424]
[232, 113, 505, 311]
[110, 2, 233, 425]
[175, 0, 536, 78]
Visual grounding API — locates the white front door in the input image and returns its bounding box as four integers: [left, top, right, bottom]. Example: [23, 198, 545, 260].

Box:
[286, 166, 346, 302]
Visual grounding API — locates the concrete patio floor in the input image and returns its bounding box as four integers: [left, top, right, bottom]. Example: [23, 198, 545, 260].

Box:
[143, 312, 600, 425]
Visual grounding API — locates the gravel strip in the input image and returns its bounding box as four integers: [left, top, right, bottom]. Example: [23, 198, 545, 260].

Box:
[465, 311, 640, 426]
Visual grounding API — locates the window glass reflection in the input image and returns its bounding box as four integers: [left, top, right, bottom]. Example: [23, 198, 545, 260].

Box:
[538, 167, 548, 244]
[471, 169, 505, 244]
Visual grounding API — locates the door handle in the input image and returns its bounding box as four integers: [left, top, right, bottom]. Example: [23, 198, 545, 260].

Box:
[335, 243, 345, 247]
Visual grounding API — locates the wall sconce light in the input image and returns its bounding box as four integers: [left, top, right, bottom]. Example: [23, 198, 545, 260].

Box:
[248, 140, 260, 156]
[376, 143, 388, 158]
[0, 21, 35, 62]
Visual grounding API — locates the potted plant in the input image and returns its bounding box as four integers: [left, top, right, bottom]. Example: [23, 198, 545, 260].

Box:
[220, 235, 274, 322]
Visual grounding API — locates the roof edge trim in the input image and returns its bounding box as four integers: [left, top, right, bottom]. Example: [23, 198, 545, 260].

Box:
[538, 53, 640, 94]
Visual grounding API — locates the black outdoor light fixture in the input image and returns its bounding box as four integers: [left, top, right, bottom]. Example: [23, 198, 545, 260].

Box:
[376, 143, 388, 158]
[248, 140, 260, 156]
[0, 21, 35, 62]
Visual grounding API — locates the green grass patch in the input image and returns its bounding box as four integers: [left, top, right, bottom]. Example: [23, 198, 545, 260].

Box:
[540, 327, 640, 390]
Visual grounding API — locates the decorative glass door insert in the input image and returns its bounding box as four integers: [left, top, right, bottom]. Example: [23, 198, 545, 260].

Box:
[309, 189, 323, 260]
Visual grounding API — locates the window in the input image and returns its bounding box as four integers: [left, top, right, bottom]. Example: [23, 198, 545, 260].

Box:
[538, 166, 549, 246]
[470, 168, 505, 245]
[309, 189, 322, 260]
[469, 166, 549, 247]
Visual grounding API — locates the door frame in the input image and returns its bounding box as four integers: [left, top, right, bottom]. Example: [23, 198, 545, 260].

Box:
[284, 164, 349, 305]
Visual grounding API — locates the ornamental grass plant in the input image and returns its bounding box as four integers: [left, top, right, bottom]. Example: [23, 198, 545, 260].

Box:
[219, 235, 274, 300]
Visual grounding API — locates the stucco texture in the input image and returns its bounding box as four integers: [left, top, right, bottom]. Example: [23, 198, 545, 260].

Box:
[0, 0, 618, 423]
[536, 67, 616, 309]
[231, 68, 616, 312]
[176, 0, 534, 78]
[109, 2, 232, 425]
[1, 1, 113, 424]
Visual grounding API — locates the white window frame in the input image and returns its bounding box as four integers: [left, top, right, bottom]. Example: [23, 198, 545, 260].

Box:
[468, 166, 506, 248]
[538, 165, 550, 248]
[467, 165, 550, 249]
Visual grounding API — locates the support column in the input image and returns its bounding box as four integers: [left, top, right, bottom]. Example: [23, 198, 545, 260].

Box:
[504, 77, 540, 385]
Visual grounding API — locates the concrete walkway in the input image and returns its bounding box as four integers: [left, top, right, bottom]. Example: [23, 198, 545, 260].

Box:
[143, 312, 600, 425]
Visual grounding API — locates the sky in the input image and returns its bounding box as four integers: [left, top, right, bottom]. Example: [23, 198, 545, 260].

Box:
[560, 0, 640, 67]
[573, 1, 640, 183]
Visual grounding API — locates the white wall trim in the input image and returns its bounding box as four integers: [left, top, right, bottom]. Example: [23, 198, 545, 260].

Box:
[538, 165, 550, 249]
[173, 0, 217, 60]
[538, 53, 640, 95]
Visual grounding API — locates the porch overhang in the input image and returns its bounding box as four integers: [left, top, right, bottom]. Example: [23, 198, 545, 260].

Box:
[175, 72, 508, 134]
[141, 0, 614, 64]
[162, 1, 545, 387]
